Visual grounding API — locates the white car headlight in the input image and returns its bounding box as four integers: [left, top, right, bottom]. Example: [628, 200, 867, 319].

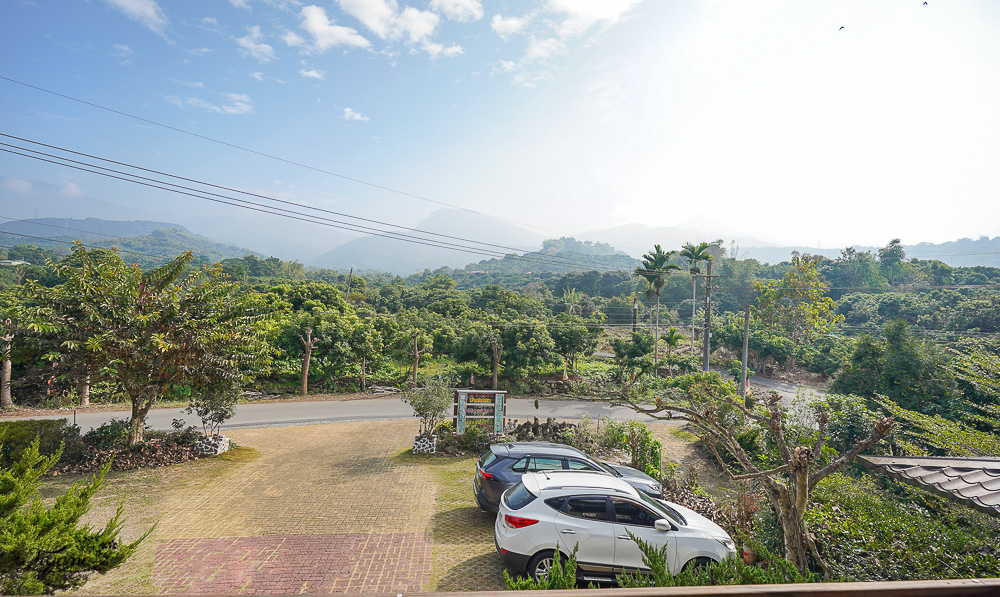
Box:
[714, 537, 736, 552]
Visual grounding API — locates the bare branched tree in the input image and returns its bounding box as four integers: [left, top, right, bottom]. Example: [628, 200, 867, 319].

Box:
[605, 374, 895, 575]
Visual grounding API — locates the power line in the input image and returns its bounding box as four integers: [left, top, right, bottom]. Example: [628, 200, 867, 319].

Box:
[0, 75, 649, 254]
[0, 135, 632, 273]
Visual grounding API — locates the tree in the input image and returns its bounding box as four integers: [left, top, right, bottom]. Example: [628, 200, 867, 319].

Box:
[24, 245, 271, 446]
[0, 439, 150, 595]
[608, 372, 895, 575]
[878, 239, 906, 287]
[679, 242, 714, 355]
[661, 327, 683, 359]
[402, 377, 453, 438]
[549, 313, 602, 373]
[634, 245, 680, 362]
[753, 254, 843, 347]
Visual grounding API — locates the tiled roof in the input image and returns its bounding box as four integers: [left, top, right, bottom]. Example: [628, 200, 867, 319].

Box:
[856, 455, 1000, 518]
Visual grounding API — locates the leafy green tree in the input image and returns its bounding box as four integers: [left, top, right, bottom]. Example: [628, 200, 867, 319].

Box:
[753, 255, 843, 347]
[878, 239, 906, 287]
[609, 332, 655, 384]
[634, 245, 680, 362]
[24, 246, 271, 446]
[549, 313, 601, 373]
[661, 327, 683, 359]
[833, 321, 959, 416]
[1, 439, 149, 595]
[679, 242, 714, 354]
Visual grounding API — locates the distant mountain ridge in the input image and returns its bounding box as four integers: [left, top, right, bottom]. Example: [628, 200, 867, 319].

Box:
[739, 236, 1000, 268]
[0, 218, 257, 267]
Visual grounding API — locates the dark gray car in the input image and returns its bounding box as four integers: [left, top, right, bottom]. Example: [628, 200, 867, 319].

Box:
[473, 442, 662, 513]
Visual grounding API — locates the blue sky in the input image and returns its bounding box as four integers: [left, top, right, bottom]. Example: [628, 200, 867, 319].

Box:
[2, 0, 1000, 258]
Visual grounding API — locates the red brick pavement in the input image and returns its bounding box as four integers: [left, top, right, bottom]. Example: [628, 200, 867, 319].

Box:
[154, 532, 433, 594]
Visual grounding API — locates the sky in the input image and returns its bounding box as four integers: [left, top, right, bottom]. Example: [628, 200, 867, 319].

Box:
[1, 0, 999, 258]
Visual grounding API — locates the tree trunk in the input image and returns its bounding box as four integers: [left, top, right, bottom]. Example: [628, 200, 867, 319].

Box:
[491, 338, 502, 390]
[128, 402, 150, 446]
[654, 295, 661, 363]
[360, 356, 366, 391]
[691, 277, 697, 355]
[0, 343, 11, 409]
[412, 333, 420, 387]
[0, 363, 10, 409]
[79, 373, 90, 407]
[300, 329, 316, 396]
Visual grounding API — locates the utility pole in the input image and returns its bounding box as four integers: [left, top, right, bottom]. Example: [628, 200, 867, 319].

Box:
[632, 294, 638, 333]
[740, 305, 751, 406]
[345, 267, 353, 300]
[702, 259, 715, 372]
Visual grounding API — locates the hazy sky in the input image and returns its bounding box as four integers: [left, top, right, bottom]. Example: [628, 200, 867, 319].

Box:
[1, 0, 999, 250]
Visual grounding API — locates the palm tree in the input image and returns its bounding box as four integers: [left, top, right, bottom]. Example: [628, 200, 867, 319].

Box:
[634, 245, 680, 362]
[679, 242, 714, 355]
[661, 327, 683, 360]
[563, 287, 582, 316]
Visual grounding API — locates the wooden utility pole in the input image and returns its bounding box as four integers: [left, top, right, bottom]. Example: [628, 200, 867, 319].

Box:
[702, 259, 714, 372]
[740, 305, 751, 406]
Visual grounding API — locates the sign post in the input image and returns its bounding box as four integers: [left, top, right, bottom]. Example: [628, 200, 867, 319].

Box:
[454, 390, 506, 434]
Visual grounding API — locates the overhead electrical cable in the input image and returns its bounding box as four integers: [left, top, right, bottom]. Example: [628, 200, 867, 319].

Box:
[0, 76, 649, 254]
[0, 135, 631, 273]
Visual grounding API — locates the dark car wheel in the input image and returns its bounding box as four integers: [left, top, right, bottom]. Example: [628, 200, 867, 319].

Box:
[527, 550, 556, 581]
[683, 556, 715, 572]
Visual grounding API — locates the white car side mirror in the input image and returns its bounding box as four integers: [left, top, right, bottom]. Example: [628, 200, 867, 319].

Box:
[654, 519, 672, 532]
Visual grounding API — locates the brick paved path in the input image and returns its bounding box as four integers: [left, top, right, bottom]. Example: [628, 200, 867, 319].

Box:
[152, 420, 436, 594]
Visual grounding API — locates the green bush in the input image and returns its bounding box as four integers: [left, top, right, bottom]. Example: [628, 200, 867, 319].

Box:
[0, 420, 85, 467]
[503, 545, 579, 590]
[618, 533, 815, 587]
[605, 420, 662, 477]
[807, 472, 1000, 581]
[82, 419, 132, 451]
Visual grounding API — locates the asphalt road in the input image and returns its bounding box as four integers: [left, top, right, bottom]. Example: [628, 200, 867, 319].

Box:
[4, 395, 676, 433]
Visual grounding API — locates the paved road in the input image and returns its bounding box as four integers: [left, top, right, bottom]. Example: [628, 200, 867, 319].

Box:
[5, 395, 674, 433]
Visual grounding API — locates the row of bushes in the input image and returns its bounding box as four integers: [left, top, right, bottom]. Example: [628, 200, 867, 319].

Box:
[0, 418, 201, 468]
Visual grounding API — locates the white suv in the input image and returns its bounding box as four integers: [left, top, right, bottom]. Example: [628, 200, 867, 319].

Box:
[494, 471, 736, 582]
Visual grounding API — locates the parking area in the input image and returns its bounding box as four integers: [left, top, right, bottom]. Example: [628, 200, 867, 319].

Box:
[69, 419, 503, 595]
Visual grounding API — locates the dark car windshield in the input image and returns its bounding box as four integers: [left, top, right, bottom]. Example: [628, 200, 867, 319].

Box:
[638, 492, 685, 525]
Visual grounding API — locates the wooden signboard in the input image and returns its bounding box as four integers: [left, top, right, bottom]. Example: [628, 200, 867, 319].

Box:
[453, 390, 506, 434]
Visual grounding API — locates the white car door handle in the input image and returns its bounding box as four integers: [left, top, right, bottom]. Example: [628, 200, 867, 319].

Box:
[617, 535, 633, 540]
[560, 529, 576, 534]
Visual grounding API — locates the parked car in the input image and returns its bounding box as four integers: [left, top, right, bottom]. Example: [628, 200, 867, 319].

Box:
[474, 442, 662, 513]
[494, 471, 736, 582]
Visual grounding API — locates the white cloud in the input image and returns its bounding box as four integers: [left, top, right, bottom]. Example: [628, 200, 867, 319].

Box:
[230, 0, 251, 9]
[491, 14, 526, 40]
[1, 178, 32, 194]
[173, 79, 205, 88]
[202, 16, 218, 25]
[166, 92, 254, 114]
[523, 36, 564, 62]
[300, 67, 325, 79]
[235, 25, 277, 63]
[61, 181, 84, 197]
[429, 0, 482, 23]
[422, 40, 462, 59]
[546, 0, 641, 38]
[335, 0, 440, 44]
[188, 47, 212, 55]
[299, 5, 371, 51]
[342, 107, 369, 121]
[251, 71, 264, 80]
[112, 43, 133, 56]
[491, 59, 515, 76]
[104, 0, 168, 35]
[283, 29, 305, 46]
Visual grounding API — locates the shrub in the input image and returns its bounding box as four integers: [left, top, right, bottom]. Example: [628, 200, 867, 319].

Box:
[605, 420, 662, 477]
[402, 377, 453, 438]
[618, 533, 815, 587]
[503, 545, 579, 590]
[0, 420, 85, 467]
[82, 419, 132, 451]
[807, 472, 1000, 581]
